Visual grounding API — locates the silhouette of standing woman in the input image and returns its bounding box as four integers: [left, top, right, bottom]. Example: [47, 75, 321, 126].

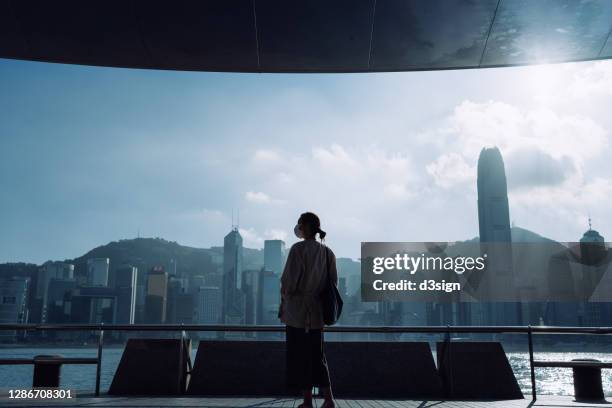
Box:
[279, 212, 338, 408]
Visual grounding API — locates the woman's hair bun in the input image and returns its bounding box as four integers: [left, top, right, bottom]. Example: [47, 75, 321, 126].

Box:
[299, 211, 326, 240]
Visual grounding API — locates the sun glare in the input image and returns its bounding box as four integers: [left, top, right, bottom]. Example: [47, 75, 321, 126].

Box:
[523, 63, 565, 100]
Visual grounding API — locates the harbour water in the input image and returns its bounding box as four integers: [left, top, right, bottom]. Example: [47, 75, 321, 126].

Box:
[0, 347, 610, 396]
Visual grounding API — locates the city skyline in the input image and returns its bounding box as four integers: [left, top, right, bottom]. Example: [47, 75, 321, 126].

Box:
[2, 58, 612, 263]
[1, 144, 611, 333]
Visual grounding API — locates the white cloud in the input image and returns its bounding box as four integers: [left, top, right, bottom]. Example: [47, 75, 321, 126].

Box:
[312, 143, 358, 170]
[425, 98, 608, 193]
[511, 177, 612, 210]
[277, 172, 294, 184]
[244, 191, 285, 205]
[447, 100, 607, 163]
[426, 153, 474, 188]
[505, 148, 574, 189]
[509, 177, 612, 236]
[238, 227, 263, 248]
[250, 144, 420, 206]
[264, 228, 288, 242]
[567, 61, 612, 99]
[245, 191, 271, 203]
[383, 183, 415, 200]
[237, 227, 289, 248]
[253, 149, 283, 164]
[364, 148, 413, 182]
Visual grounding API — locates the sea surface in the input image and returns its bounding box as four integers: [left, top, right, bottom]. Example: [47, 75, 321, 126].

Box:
[0, 347, 610, 396]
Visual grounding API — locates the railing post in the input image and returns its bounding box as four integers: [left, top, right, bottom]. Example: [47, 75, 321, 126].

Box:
[178, 328, 185, 394]
[528, 325, 536, 401]
[445, 325, 453, 398]
[95, 324, 104, 397]
[182, 329, 192, 371]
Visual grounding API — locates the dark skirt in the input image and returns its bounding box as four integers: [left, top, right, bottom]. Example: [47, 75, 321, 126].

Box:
[285, 325, 331, 390]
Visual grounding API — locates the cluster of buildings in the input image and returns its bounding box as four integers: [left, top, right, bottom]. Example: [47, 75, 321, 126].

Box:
[194, 232, 289, 332]
[0, 234, 291, 342]
[0, 258, 137, 341]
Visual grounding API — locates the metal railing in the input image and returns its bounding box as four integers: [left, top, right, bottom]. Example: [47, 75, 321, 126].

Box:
[1, 324, 611, 400]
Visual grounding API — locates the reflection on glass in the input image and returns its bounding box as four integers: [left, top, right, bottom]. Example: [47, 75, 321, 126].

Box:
[483, 0, 612, 65]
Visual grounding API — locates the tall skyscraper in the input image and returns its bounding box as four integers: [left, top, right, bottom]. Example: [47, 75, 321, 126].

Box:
[580, 219, 605, 244]
[222, 227, 245, 324]
[264, 240, 285, 276]
[257, 269, 280, 325]
[578, 221, 611, 326]
[0, 277, 30, 340]
[39, 262, 74, 298]
[580, 218, 606, 292]
[242, 269, 258, 326]
[46, 278, 76, 323]
[87, 258, 110, 287]
[476, 146, 518, 324]
[70, 286, 117, 324]
[477, 147, 511, 243]
[172, 293, 195, 324]
[144, 266, 168, 323]
[37, 261, 74, 323]
[224, 227, 243, 290]
[115, 265, 138, 324]
[166, 276, 191, 324]
[197, 286, 222, 324]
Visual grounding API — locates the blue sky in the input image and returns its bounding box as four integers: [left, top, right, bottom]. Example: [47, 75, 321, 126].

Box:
[1, 58, 612, 263]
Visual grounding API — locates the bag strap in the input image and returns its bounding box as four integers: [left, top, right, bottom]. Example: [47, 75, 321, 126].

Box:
[319, 243, 331, 290]
[294, 256, 305, 294]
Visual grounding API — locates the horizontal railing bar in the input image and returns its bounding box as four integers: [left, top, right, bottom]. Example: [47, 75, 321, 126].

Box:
[534, 361, 612, 369]
[0, 358, 98, 365]
[0, 324, 611, 335]
[0, 358, 37, 365]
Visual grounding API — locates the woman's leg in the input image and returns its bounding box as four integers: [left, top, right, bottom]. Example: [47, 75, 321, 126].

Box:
[321, 386, 334, 405]
[310, 329, 334, 407]
[287, 326, 314, 407]
[302, 388, 313, 406]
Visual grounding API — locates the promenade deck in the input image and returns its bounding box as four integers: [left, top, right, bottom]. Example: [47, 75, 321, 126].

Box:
[0, 395, 609, 408]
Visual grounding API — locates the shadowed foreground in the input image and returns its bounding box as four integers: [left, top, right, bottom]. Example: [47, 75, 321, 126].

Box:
[0, 395, 609, 408]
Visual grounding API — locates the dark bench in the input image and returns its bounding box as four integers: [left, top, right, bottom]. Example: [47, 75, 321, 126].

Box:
[187, 340, 445, 398]
[108, 338, 192, 396]
[437, 341, 523, 399]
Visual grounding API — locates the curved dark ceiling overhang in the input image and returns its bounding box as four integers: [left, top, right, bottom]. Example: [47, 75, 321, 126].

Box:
[2, 0, 612, 73]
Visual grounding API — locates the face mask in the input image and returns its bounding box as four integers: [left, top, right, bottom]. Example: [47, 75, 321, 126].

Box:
[294, 224, 303, 239]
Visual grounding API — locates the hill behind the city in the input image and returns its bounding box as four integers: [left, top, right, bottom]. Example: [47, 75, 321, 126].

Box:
[66, 237, 264, 285]
[0, 227, 564, 286]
